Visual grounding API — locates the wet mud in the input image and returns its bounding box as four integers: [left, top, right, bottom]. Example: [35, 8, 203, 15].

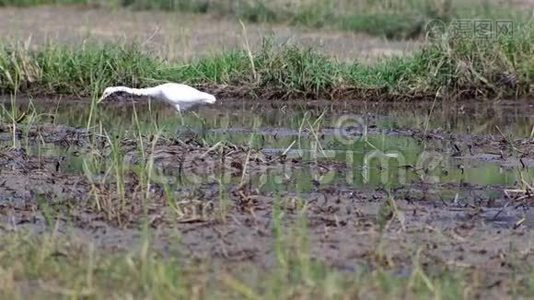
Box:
[0, 97, 533, 295]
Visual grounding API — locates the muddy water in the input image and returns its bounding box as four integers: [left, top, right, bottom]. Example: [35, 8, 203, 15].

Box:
[3, 97, 533, 191]
[2, 96, 534, 292]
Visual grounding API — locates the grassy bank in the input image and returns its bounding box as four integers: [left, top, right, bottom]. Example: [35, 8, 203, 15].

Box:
[1, 23, 531, 101]
[0, 0, 527, 39]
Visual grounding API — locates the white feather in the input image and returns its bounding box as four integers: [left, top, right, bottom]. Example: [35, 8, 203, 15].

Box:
[98, 82, 216, 111]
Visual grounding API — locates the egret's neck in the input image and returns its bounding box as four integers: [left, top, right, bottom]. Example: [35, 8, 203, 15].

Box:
[113, 86, 160, 98]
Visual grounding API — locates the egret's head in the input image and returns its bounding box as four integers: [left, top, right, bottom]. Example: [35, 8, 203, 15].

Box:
[204, 94, 216, 104]
[98, 87, 119, 103]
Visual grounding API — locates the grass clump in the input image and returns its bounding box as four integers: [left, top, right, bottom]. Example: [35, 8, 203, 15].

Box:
[0, 43, 162, 96]
[0, 22, 532, 100]
[0, 229, 508, 299]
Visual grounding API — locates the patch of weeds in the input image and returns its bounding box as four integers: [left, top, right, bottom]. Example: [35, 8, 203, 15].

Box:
[0, 22, 532, 100]
[0, 218, 526, 299]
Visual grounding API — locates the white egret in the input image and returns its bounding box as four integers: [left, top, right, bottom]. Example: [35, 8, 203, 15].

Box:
[97, 82, 216, 112]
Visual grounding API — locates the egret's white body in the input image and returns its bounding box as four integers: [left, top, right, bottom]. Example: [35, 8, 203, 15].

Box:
[98, 83, 216, 111]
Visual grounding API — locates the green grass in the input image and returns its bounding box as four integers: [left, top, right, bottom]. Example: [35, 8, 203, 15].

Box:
[0, 21, 532, 100]
[0, 0, 528, 39]
[0, 227, 520, 299]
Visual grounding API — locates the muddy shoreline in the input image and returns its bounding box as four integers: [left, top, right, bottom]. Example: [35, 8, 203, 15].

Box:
[1, 116, 532, 263]
[0, 95, 532, 298]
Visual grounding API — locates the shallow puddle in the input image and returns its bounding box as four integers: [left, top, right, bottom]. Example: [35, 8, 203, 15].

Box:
[3, 97, 533, 136]
[1, 96, 533, 282]
[3, 97, 532, 191]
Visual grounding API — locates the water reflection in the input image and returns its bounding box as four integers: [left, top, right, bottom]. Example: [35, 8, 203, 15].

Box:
[2, 97, 533, 191]
[1, 97, 532, 137]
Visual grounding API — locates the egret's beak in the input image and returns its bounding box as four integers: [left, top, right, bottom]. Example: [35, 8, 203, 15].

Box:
[97, 96, 105, 103]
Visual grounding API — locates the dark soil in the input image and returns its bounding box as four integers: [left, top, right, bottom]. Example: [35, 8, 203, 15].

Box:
[0, 105, 533, 286]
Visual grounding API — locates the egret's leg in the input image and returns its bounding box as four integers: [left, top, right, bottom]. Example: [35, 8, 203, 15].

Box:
[175, 105, 195, 139]
[176, 123, 199, 140]
[191, 111, 207, 137]
[179, 111, 185, 127]
[175, 104, 185, 127]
